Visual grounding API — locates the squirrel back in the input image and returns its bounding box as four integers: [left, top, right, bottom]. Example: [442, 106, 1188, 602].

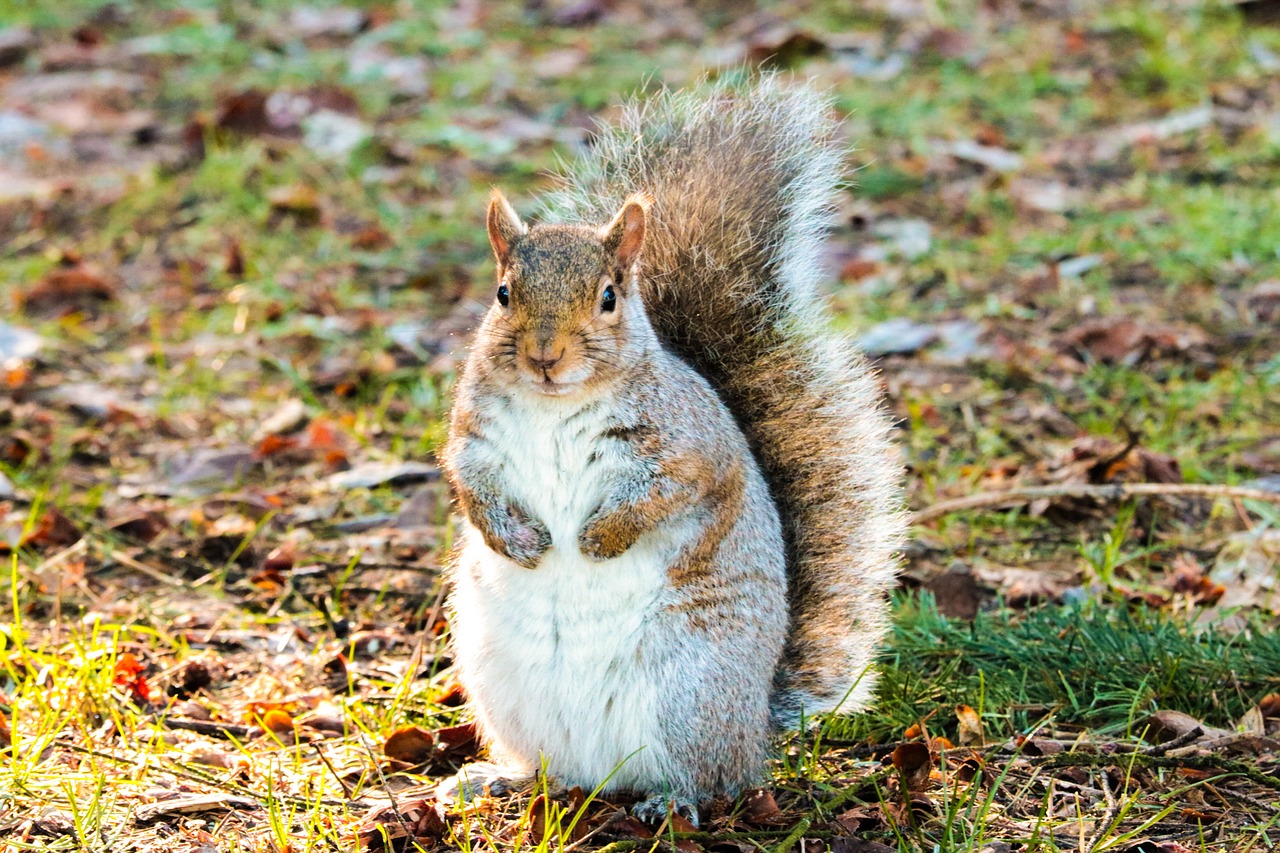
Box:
[541, 76, 906, 727]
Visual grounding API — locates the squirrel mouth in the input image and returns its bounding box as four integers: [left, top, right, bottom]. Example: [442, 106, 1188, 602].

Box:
[535, 377, 571, 395]
[529, 372, 580, 396]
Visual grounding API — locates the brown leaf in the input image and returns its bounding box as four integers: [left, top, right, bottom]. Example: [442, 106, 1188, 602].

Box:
[268, 184, 322, 225]
[1259, 693, 1280, 722]
[834, 805, 883, 834]
[528, 793, 552, 843]
[24, 265, 115, 317]
[263, 542, 296, 574]
[351, 225, 393, 251]
[435, 722, 480, 759]
[383, 725, 434, 765]
[1169, 553, 1225, 605]
[955, 705, 984, 747]
[1143, 709, 1230, 744]
[433, 682, 467, 707]
[738, 15, 827, 67]
[25, 506, 82, 550]
[550, 0, 605, 27]
[107, 510, 169, 543]
[923, 562, 985, 619]
[605, 812, 653, 839]
[669, 811, 702, 852]
[891, 742, 933, 791]
[360, 797, 446, 850]
[259, 708, 294, 734]
[741, 789, 785, 826]
[1058, 317, 1210, 366]
[224, 239, 245, 277]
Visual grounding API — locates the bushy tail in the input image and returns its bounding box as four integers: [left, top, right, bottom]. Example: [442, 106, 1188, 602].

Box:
[541, 75, 905, 727]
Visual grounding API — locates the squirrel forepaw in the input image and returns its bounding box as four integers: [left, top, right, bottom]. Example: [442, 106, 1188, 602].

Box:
[632, 794, 700, 827]
[483, 507, 551, 569]
[503, 521, 552, 569]
[578, 516, 635, 561]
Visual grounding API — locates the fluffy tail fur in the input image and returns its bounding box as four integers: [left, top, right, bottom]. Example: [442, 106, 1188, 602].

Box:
[542, 75, 906, 727]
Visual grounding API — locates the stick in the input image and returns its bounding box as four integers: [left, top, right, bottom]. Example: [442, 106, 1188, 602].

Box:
[1037, 752, 1280, 793]
[913, 483, 1280, 524]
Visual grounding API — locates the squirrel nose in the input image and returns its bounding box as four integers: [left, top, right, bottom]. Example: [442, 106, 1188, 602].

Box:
[528, 349, 563, 373]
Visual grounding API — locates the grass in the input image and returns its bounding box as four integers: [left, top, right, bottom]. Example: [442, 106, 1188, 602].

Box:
[2, 0, 1279, 850]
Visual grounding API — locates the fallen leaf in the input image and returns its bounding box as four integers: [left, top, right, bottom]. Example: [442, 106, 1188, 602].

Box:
[955, 705, 984, 747]
[383, 725, 435, 765]
[133, 794, 259, 824]
[114, 652, 152, 703]
[891, 741, 932, 791]
[550, 0, 606, 27]
[922, 562, 985, 619]
[267, 184, 322, 225]
[259, 708, 295, 734]
[1143, 709, 1229, 744]
[24, 265, 115, 317]
[741, 789, 785, 826]
[325, 460, 438, 490]
[1059, 317, 1210, 366]
[287, 5, 367, 39]
[1208, 529, 1280, 613]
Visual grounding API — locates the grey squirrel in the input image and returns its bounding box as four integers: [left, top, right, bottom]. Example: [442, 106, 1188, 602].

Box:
[438, 76, 905, 823]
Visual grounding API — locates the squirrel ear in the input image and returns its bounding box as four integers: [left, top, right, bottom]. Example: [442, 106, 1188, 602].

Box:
[599, 193, 649, 275]
[487, 190, 526, 269]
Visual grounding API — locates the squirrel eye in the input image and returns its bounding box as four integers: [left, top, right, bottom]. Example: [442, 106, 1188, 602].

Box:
[497, 284, 509, 307]
[601, 284, 616, 313]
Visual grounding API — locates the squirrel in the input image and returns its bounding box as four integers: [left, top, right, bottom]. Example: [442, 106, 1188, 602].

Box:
[438, 76, 905, 823]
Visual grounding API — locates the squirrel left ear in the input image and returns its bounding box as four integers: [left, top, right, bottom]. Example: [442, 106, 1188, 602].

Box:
[599, 193, 650, 276]
[487, 190, 527, 269]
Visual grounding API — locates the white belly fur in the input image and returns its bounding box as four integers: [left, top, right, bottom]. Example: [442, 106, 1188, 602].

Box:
[449, 395, 691, 791]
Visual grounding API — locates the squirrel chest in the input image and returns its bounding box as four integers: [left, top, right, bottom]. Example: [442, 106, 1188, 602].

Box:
[449, 393, 699, 789]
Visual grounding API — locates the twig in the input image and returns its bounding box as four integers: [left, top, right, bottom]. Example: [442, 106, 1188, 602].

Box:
[312, 742, 355, 799]
[1037, 751, 1280, 793]
[1138, 727, 1205, 756]
[361, 736, 425, 853]
[913, 483, 1280, 524]
[1085, 768, 1118, 853]
[157, 717, 253, 739]
[102, 544, 185, 587]
[769, 816, 812, 853]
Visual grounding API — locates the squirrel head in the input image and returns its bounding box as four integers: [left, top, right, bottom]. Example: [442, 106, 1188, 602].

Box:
[477, 189, 654, 397]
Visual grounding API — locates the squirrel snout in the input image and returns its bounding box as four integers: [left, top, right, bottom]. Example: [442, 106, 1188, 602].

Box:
[523, 341, 567, 376]
[527, 351, 563, 373]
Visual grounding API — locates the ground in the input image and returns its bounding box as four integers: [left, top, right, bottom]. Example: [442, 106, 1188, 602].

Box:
[1, 1, 1279, 851]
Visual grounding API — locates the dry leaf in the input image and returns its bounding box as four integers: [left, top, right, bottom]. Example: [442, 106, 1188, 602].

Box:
[891, 742, 932, 791]
[955, 704, 984, 747]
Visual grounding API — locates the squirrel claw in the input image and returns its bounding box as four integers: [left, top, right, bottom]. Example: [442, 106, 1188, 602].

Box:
[631, 795, 700, 827]
[436, 762, 528, 804]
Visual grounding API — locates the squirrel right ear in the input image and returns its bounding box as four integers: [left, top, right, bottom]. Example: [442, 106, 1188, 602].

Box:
[599, 193, 650, 276]
[487, 190, 527, 269]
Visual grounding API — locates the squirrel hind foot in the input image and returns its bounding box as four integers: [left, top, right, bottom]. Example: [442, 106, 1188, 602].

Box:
[631, 794, 700, 828]
[436, 762, 533, 804]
